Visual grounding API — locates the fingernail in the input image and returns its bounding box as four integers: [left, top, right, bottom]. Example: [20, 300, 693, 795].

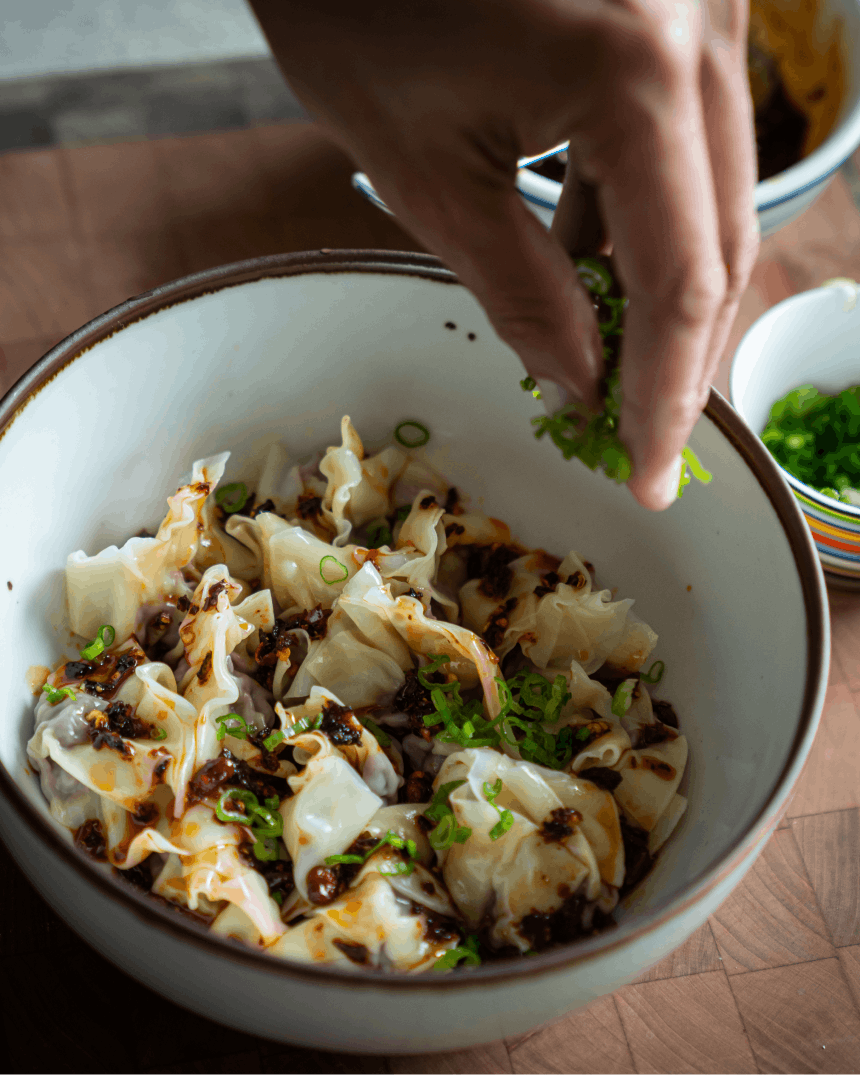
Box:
[656, 456, 684, 509]
[537, 378, 575, 417]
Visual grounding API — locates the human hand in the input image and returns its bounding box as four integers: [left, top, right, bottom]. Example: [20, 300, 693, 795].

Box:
[249, 0, 759, 509]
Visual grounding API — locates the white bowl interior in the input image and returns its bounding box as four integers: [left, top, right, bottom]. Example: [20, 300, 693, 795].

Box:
[0, 269, 814, 926]
[730, 281, 860, 434]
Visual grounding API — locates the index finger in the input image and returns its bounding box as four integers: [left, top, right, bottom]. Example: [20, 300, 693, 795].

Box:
[590, 13, 726, 510]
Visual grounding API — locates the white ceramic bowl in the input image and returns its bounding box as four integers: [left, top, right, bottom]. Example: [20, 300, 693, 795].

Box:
[730, 277, 860, 588]
[354, 0, 860, 239]
[0, 252, 828, 1053]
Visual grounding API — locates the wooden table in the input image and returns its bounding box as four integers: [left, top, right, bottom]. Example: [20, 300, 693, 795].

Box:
[1, 123, 859, 1074]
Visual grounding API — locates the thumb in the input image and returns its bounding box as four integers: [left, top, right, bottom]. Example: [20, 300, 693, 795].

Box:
[368, 160, 604, 413]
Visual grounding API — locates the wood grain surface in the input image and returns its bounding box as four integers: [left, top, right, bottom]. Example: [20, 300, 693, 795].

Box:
[1, 122, 859, 1074]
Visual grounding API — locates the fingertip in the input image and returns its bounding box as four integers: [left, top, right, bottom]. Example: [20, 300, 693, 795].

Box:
[626, 457, 682, 512]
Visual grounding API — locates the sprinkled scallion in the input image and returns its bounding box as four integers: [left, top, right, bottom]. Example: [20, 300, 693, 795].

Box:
[394, 420, 430, 448]
[80, 624, 115, 660]
[324, 830, 419, 874]
[639, 660, 665, 685]
[263, 729, 285, 751]
[273, 891, 285, 906]
[360, 716, 392, 747]
[216, 787, 258, 823]
[433, 934, 481, 971]
[216, 713, 250, 741]
[483, 779, 514, 840]
[150, 727, 168, 741]
[42, 684, 76, 705]
[253, 838, 280, 862]
[575, 725, 592, 742]
[394, 505, 412, 522]
[611, 679, 636, 718]
[520, 376, 542, 399]
[215, 482, 249, 514]
[417, 653, 452, 689]
[319, 555, 348, 584]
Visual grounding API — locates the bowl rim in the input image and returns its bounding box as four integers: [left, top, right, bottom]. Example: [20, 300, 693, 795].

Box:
[0, 249, 829, 991]
[728, 283, 860, 522]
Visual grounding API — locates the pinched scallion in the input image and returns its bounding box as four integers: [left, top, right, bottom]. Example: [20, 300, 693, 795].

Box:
[611, 679, 636, 718]
[576, 256, 613, 296]
[524, 256, 712, 498]
[319, 555, 348, 584]
[360, 716, 392, 747]
[324, 829, 419, 873]
[215, 482, 249, 514]
[366, 519, 392, 549]
[639, 660, 665, 685]
[80, 624, 116, 660]
[483, 778, 514, 840]
[263, 729, 285, 751]
[216, 713, 250, 741]
[433, 934, 481, 971]
[520, 376, 542, 399]
[150, 727, 168, 741]
[394, 420, 430, 448]
[42, 684, 76, 705]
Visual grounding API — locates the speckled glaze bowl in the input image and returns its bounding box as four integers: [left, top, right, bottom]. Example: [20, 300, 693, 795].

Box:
[353, 0, 860, 239]
[0, 252, 827, 1052]
[731, 278, 860, 590]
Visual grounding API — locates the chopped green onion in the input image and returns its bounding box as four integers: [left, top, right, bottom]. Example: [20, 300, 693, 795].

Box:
[366, 519, 392, 549]
[483, 779, 514, 841]
[216, 713, 250, 741]
[263, 729, 285, 751]
[611, 679, 636, 718]
[273, 891, 284, 906]
[433, 934, 481, 971]
[394, 421, 430, 448]
[41, 684, 76, 705]
[253, 838, 280, 862]
[677, 447, 713, 499]
[520, 376, 541, 399]
[360, 717, 392, 747]
[216, 787, 258, 823]
[425, 780, 467, 824]
[150, 727, 168, 741]
[576, 257, 613, 296]
[575, 725, 592, 742]
[378, 860, 416, 877]
[264, 796, 280, 813]
[324, 830, 419, 869]
[319, 555, 348, 584]
[417, 653, 451, 689]
[395, 505, 412, 522]
[639, 660, 665, 685]
[216, 482, 249, 514]
[428, 813, 473, 851]
[80, 624, 115, 660]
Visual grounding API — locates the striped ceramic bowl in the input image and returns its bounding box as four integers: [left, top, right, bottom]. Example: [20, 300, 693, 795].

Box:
[730, 279, 860, 589]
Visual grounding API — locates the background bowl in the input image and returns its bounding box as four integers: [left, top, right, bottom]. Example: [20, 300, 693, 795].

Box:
[730, 277, 860, 589]
[0, 251, 827, 1052]
[353, 0, 860, 239]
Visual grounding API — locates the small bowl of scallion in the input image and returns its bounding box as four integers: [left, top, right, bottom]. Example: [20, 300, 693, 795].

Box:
[730, 278, 860, 588]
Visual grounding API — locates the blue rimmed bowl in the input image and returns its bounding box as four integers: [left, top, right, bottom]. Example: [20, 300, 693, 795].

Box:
[730, 279, 860, 589]
[353, 0, 860, 239]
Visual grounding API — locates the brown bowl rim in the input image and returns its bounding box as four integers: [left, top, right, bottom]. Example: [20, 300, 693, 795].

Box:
[0, 249, 828, 990]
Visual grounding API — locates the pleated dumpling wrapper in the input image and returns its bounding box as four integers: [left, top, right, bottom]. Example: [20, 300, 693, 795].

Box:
[431, 747, 624, 952]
